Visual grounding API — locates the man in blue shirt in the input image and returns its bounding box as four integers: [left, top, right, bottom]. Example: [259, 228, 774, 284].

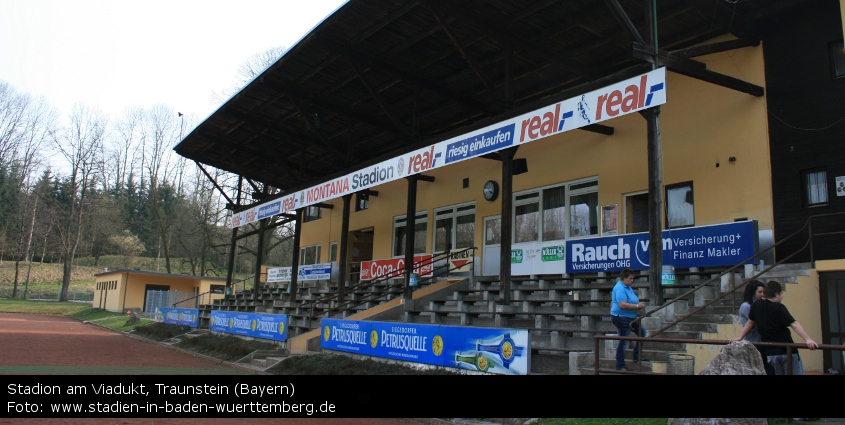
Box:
[611, 268, 646, 371]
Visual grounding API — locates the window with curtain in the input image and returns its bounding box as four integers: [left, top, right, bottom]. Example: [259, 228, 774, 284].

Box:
[666, 181, 695, 228]
[542, 185, 566, 240]
[802, 169, 828, 207]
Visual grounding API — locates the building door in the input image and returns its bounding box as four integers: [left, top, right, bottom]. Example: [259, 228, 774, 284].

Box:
[820, 272, 845, 373]
[482, 215, 501, 276]
[142, 284, 170, 314]
[349, 228, 374, 284]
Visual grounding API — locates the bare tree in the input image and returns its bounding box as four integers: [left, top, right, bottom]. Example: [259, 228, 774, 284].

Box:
[210, 46, 286, 105]
[144, 104, 182, 273]
[52, 104, 106, 301]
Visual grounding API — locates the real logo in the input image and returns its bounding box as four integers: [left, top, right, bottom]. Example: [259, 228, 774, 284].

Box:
[595, 75, 664, 121]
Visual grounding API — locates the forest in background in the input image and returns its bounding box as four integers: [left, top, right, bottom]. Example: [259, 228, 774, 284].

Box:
[0, 46, 295, 300]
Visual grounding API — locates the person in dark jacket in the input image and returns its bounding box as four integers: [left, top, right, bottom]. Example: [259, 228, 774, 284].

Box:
[731, 280, 818, 374]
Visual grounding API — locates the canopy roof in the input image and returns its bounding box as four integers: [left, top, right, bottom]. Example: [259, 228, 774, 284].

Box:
[174, 0, 801, 203]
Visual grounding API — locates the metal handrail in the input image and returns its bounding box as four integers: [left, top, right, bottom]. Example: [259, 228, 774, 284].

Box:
[634, 211, 845, 339]
[172, 291, 213, 308]
[593, 334, 845, 375]
[297, 247, 476, 328]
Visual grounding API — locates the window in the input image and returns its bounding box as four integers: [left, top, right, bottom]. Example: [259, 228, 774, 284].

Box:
[329, 242, 338, 263]
[802, 169, 828, 207]
[624, 192, 649, 233]
[512, 178, 598, 242]
[433, 203, 475, 253]
[568, 180, 598, 237]
[303, 205, 321, 222]
[830, 40, 845, 78]
[666, 182, 694, 229]
[299, 244, 321, 265]
[393, 212, 428, 256]
[514, 192, 540, 243]
[356, 192, 369, 211]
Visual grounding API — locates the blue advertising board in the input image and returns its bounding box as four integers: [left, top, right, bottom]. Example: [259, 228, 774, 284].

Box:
[444, 124, 515, 164]
[321, 318, 372, 354]
[155, 307, 199, 327]
[369, 321, 442, 365]
[320, 319, 531, 375]
[257, 200, 281, 220]
[298, 263, 332, 281]
[440, 325, 530, 375]
[209, 310, 287, 342]
[566, 220, 757, 273]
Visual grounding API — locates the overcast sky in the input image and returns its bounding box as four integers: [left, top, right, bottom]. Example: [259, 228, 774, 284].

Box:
[0, 0, 347, 124]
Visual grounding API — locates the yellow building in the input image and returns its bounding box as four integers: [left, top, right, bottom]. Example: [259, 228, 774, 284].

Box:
[93, 270, 227, 314]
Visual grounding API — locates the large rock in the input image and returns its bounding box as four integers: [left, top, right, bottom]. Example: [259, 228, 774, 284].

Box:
[124, 313, 141, 326]
[669, 419, 766, 425]
[698, 340, 766, 375]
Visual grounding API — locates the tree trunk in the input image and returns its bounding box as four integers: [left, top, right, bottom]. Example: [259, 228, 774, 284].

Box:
[22, 195, 38, 296]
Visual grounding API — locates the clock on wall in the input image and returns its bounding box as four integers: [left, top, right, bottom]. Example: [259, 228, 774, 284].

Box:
[483, 180, 499, 201]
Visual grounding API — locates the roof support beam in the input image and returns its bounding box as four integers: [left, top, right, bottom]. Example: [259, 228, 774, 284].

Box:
[667, 38, 760, 59]
[632, 42, 764, 96]
[194, 161, 234, 206]
[604, 0, 647, 47]
[314, 35, 491, 113]
[424, 0, 501, 103]
[350, 60, 409, 134]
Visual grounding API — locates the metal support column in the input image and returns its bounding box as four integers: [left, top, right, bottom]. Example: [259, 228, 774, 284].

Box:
[339, 194, 352, 306]
[290, 208, 303, 304]
[404, 175, 419, 302]
[645, 0, 664, 305]
[499, 147, 516, 305]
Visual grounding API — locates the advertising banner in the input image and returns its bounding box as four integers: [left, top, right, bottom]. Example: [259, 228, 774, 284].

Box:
[209, 310, 288, 342]
[268, 263, 333, 283]
[566, 221, 757, 273]
[510, 242, 567, 275]
[369, 322, 442, 365]
[155, 307, 199, 328]
[440, 325, 530, 375]
[359, 255, 433, 281]
[320, 319, 531, 375]
[267, 267, 292, 283]
[230, 68, 667, 228]
[321, 318, 372, 354]
[298, 263, 332, 281]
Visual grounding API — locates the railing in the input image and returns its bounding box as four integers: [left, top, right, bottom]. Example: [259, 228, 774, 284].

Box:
[172, 291, 214, 308]
[634, 211, 845, 339]
[593, 334, 845, 375]
[297, 247, 476, 329]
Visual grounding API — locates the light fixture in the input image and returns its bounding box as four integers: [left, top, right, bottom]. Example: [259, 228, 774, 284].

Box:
[729, 156, 736, 163]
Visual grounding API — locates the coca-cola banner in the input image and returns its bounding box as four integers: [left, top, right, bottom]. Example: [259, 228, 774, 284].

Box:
[359, 255, 433, 281]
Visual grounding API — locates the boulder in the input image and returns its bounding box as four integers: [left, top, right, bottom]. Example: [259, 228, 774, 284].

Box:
[698, 340, 766, 375]
[669, 419, 766, 425]
[124, 313, 141, 326]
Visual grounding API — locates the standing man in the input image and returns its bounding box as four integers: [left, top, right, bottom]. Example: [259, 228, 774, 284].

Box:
[611, 268, 646, 371]
[731, 280, 818, 374]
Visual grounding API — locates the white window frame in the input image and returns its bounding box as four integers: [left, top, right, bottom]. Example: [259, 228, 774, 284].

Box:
[512, 177, 599, 243]
[433, 202, 476, 254]
[299, 244, 321, 265]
